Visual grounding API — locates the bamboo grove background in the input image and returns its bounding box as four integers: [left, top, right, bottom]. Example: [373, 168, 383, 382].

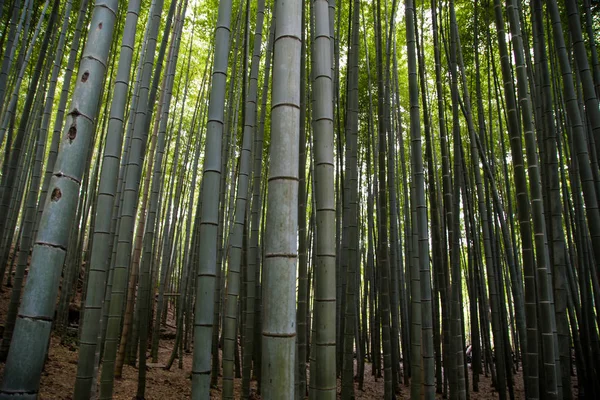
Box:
[0, 0, 598, 399]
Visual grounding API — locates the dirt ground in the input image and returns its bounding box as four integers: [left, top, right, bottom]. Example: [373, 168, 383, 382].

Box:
[0, 279, 579, 399]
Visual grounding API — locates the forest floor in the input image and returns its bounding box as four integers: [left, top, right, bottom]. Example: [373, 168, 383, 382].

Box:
[0, 278, 579, 399]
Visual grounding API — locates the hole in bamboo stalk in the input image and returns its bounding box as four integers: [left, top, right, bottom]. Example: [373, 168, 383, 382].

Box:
[67, 125, 77, 143]
[98, 22, 103, 29]
[51, 188, 62, 202]
[81, 71, 89, 82]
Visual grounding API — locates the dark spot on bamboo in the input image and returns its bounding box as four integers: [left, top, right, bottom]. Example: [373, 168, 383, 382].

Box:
[51, 188, 62, 202]
[68, 125, 77, 142]
[81, 71, 89, 82]
[98, 22, 103, 29]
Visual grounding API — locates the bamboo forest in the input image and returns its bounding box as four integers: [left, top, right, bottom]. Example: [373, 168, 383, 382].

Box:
[0, 0, 599, 398]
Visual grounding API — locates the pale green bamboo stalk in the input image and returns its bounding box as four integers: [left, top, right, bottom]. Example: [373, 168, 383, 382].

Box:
[261, 0, 301, 396]
[135, 16, 182, 393]
[150, 1, 188, 362]
[97, 0, 166, 397]
[310, 0, 336, 397]
[191, 0, 234, 394]
[0, 1, 119, 398]
[222, 0, 266, 397]
[72, 1, 140, 397]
